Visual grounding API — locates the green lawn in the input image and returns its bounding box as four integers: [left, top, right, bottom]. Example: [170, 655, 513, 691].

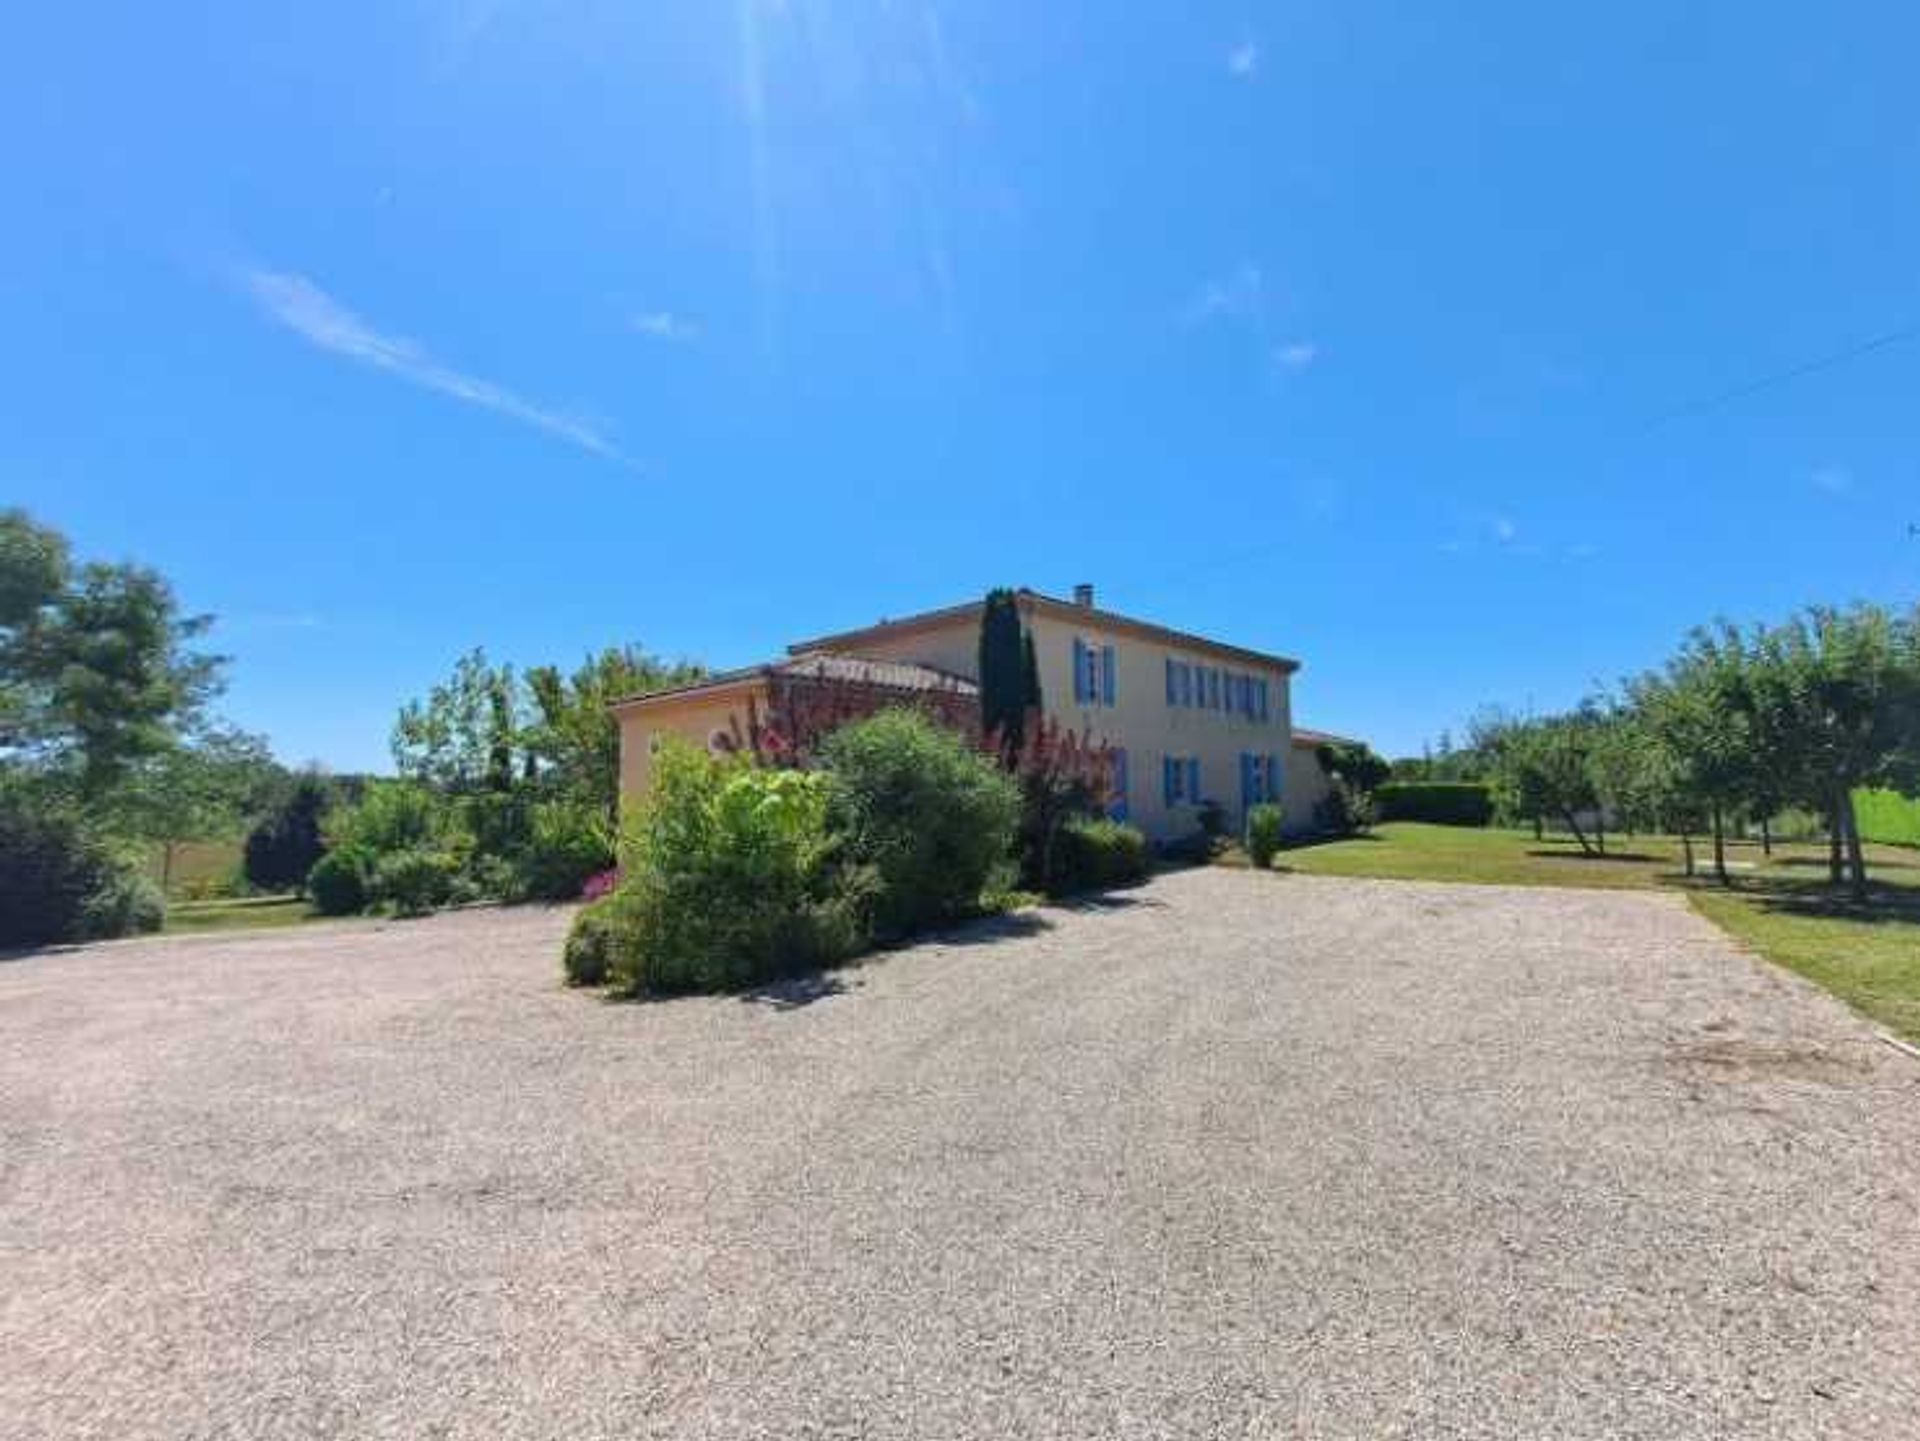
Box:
[163, 895, 325, 935]
[1282, 823, 1920, 1044]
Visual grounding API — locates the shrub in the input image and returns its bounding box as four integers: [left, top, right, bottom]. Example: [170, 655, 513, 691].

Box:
[369, 849, 459, 917]
[307, 848, 370, 916]
[1375, 782, 1495, 827]
[819, 709, 1020, 939]
[1244, 802, 1285, 868]
[243, 775, 329, 893]
[516, 798, 614, 902]
[77, 869, 165, 940]
[595, 745, 869, 994]
[0, 787, 158, 947]
[1315, 780, 1378, 835]
[562, 891, 638, 987]
[1048, 817, 1149, 894]
[580, 867, 620, 902]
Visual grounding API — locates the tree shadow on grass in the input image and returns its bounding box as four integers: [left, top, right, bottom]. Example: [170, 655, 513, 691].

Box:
[1693, 871, 1920, 929]
[1524, 849, 1665, 865]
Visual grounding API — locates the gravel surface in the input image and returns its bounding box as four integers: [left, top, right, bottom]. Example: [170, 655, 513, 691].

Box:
[4, 870, 1918, 1440]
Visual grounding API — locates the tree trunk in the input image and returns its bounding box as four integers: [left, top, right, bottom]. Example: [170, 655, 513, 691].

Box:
[1681, 830, 1695, 878]
[1712, 806, 1728, 885]
[1760, 816, 1772, 858]
[161, 840, 176, 898]
[1596, 812, 1607, 856]
[1561, 809, 1594, 856]
[1843, 796, 1870, 902]
[1533, 814, 1544, 842]
[1828, 798, 1846, 886]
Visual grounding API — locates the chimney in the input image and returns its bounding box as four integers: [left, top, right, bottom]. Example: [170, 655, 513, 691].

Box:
[1072, 582, 1095, 609]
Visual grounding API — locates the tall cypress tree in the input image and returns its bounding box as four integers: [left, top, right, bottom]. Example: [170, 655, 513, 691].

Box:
[1020, 629, 1042, 714]
[978, 588, 1026, 761]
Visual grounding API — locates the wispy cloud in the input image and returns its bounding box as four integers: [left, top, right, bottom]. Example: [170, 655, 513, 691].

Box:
[1227, 40, 1261, 78]
[1273, 340, 1318, 370]
[243, 268, 625, 463]
[1183, 262, 1266, 325]
[1492, 515, 1518, 545]
[1811, 465, 1853, 494]
[632, 310, 699, 343]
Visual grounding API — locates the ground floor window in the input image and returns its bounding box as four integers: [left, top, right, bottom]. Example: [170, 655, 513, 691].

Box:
[1162, 754, 1201, 806]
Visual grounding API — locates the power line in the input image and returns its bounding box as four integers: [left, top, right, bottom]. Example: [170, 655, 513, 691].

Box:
[1637, 320, 1920, 432]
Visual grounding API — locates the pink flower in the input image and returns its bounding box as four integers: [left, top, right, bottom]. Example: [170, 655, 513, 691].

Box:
[581, 868, 621, 902]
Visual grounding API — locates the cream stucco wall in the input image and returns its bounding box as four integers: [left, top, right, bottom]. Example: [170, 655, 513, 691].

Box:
[1283, 742, 1335, 835]
[616, 684, 766, 810]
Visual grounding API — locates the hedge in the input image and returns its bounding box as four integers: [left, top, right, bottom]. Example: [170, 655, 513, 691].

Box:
[1854, 788, 1920, 848]
[1375, 782, 1494, 827]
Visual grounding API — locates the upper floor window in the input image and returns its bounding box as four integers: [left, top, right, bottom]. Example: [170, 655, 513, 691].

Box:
[1167, 658, 1274, 721]
[1072, 637, 1117, 706]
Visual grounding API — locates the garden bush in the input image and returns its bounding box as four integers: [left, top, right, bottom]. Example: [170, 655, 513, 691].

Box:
[1048, 817, 1149, 894]
[1375, 782, 1494, 827]
[1244, 802, 1285, 868]
[587, 744, 871, 994]
[819, 709, 1020, 939]
[79, 869, 166, 940]
[369, 849, 459, 917]
[516, 798, 614, 902]
[0, 786, 159, 947]
[306, 847, 370, 916]
[562, 891, 641, 987]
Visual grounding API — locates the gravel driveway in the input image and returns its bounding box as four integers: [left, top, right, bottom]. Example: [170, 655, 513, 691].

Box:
[4, 869, 1918, 1439]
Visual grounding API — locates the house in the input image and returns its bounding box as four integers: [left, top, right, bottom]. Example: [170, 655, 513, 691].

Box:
[614, 585, 1339, 841]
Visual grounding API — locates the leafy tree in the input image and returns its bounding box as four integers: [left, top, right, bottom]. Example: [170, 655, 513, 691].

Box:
[244, 773, 331, 894]
[1314, 740, 1391, 833]
[1743, 604, 1920, 898]
[1, 513, 224, 797]
[523, 645, 704, 824]
[392, 649, 522, 794]
[114, 727, 279, 893]
[1487, 715, 1605, 854]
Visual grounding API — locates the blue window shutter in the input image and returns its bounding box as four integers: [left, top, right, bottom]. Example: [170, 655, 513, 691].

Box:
[1187, 757, 1200, 802]
[1071, 638, 1086, 703]
[1101, 645, 1116, 706]
[1165, 657, 1176, 705]
[1110, 748, 1129, 819]
[1183, 663, 1193, 707]
[1162, 755, 1174, 805]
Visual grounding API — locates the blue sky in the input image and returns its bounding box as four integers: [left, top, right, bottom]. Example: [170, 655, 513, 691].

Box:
[5, 2, 1917, 771]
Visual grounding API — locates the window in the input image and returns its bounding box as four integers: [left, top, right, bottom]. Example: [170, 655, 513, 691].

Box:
[1109, 747, 1129, 821]
[1207, 667, 1221, 710]
[1239, 751, 1284, 807]
[1073, 638, 1118, 706]
[1162, 754, 1202, 805]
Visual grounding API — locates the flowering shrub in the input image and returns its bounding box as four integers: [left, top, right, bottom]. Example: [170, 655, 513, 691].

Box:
[580, 867, 620, 902]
